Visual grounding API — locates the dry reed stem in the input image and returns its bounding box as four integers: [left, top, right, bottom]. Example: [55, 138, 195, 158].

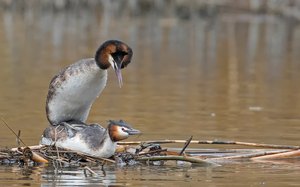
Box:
[4, 140, 300, 166]
[209, 150, 290, 160]
[11, 145, 46, 152]
[119, 140, 300, 149]
[251, 149, 300, 160]
[31, 152, 48, 163]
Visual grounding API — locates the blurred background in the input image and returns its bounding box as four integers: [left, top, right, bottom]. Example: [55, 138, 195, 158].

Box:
[1, 0, 300, 147]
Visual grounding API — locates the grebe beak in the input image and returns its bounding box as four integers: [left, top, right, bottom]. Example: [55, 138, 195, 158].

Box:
[114, 61, 123, 88]
[110, 57, 123, 88]
[126, 128, 141, 135]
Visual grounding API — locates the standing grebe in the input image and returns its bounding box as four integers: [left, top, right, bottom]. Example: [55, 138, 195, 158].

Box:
[40, 120, 140, 158]
[46, 40, 133, 126]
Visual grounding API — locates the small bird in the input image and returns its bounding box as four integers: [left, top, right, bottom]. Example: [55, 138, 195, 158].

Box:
[40, 120, 140, 158]
[46, 40, 133, 126]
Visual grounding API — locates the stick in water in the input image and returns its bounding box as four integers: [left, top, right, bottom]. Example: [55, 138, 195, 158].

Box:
[179, 136, 193, 155]
[118, 140, 300, 149]
[0, 117, 26, 146]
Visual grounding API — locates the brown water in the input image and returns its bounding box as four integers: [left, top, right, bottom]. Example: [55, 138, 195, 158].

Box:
[0, 3, 300, 186]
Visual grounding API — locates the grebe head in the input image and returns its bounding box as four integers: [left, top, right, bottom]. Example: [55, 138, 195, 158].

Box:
[95, 40, 133, 87]
[108, 120, 140, 142]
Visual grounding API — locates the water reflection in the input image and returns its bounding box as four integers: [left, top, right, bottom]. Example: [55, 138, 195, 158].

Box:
[0, 165, 44, 186]
[41, 166, 117, 187]
[0, 160, 299, 186]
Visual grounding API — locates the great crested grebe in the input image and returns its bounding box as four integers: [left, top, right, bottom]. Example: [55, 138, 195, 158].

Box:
[40, 120, 140, 158]
[46, 40, 133, 126]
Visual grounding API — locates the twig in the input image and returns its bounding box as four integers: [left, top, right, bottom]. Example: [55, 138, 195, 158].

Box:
[179, 136, 193, 155]
[82, 157, 98, 165]
[0, 117, 26, 146]
[53, 126, 63, 167]
[137, 155, 219, 166]
[138, 149, 168, 156]
[16, 130, 21, 147]
[251, 149, 300, 160]
[76, 153, 116, 164]
[83, 166, 98, 177]
[55, 158, 70, 165]
[101, 164, 106, 177]
[119, 140, 300, 149]
[42, 149, 78, 153]
[209, 150, 289, 160]
[11, 145, 46, 152]
[224, 141, 299, 149]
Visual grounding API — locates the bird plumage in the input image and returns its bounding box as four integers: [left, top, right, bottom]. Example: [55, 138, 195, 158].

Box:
[46, 40, 133, 126]
[46, 59, 107, 125]
[40, 120, 140, 158]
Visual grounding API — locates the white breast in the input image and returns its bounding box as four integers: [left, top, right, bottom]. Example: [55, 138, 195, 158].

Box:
[47, 58, 107, 125]
[42, 133, 117, 158]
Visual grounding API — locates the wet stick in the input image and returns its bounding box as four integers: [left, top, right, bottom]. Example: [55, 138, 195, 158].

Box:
[16, 130, 21, 146]
[0, 117, 26, 146]
[251, 149, 300, 160]
[1, 117, 49, 163]
[11, 145, 46, 152]
[83, 166, 98, 177]
[138, 149, 168, 156]
[119, 140, 300, 149]
[76, 152, 116, 164]
[137, 155, 220, 166]
[179, 136, 193, 155]
[209, 150, 289, 160]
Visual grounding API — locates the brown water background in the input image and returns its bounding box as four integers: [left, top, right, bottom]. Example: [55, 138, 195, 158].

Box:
[0, 1, 300, 186]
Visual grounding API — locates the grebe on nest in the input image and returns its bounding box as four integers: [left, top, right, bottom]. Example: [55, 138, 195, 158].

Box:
[40, 120, 140, 158]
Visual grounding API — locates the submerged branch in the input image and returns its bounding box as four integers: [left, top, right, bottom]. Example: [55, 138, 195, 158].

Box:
[137, 155, 220, 166]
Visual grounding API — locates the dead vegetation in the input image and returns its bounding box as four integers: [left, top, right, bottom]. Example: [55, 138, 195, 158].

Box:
[0, 118, 299, 169]
[1, 136, 299, 170]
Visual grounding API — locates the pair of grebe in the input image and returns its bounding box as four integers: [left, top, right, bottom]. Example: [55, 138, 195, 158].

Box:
[40, 40, 140, 158]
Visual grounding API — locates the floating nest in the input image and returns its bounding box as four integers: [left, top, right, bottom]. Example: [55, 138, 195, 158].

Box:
[1, 138, 300, 169]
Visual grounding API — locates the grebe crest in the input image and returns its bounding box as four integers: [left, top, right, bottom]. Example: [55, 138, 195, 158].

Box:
[108, 120, 141, 142]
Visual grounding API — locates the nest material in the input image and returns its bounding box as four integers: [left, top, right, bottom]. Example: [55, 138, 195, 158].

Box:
[1, 139, 300, 167]
[0, 142, 215, 167]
